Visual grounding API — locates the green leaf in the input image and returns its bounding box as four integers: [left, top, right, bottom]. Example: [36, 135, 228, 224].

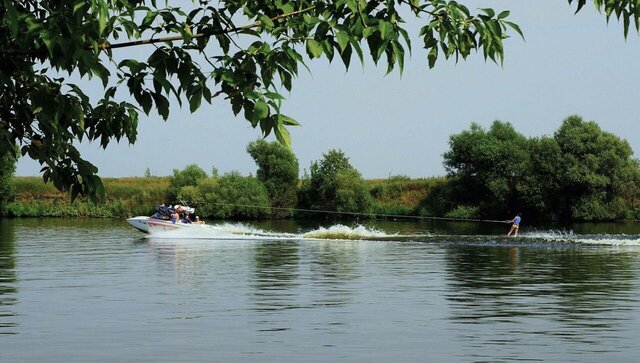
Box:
[279, 114, 300, 126]
[188, 88, 202, 113]
[252, 99, 269, 121]
[391, 41, 405, 75]
[264, 92, 285, 100]
[337, 31, 350, 51]
[624, 12, 630, 38]
[306, 39, 323, 58]
[398, 28, 412, 55]
[480, 8, 495, 18]
[339, 43, 353, 70]
[40, 32, 55, 57]
[258, 14, 274, 29]
[379, 21, 390, 40]
[274, 122, 292, 149]
[4, 2, 19, 35]
[99, 2, 109, 35]
[497, 11, 510, 20]
[427, 47, 438, 68]
[503, 21, 525, 40]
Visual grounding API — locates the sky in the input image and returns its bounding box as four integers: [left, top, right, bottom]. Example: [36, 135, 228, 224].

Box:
[15, 0, 640, 179]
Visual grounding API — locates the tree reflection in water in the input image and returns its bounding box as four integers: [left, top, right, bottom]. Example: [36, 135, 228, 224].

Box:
[251, 240, 300, 313]
[444, 244, 637, 348]
[0, 219, 17, 334]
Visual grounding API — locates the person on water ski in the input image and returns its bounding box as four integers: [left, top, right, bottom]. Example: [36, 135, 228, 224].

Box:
[507, 213, 522, 237]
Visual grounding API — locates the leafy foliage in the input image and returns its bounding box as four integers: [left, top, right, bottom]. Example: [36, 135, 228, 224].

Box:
[568, 0, 640, 38]
[247, 139, 299, 218]
[369, 176, 440, 216]
[554, 116, 640, 221]
[6, 176, 169, 217]
[0, 0, 530, 200]
[194, 171, 270, 219]
[443, 121, 529, 217]
[299, 149, 370, 214]
[443, 116, 640, 222]
[166, 164, 208, 202]
[0, 149, 17, 213]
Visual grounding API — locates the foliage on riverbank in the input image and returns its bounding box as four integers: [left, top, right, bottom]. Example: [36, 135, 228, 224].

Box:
[4, 174, 443, 219]
[4, 117, 640, 222]
[5, 177, 169, 218]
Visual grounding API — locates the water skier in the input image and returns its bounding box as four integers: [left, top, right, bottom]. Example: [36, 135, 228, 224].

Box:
[507, 213, 522, 237]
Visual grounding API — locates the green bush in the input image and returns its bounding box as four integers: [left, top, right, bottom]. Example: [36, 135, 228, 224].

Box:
[0, 149, 17, 214]
[445, 205, 480, 219]
[247, 139, 299, 218]
[196, 172, 270, 219]
[299, 149, 371, 215]
[334, 169, 371, 214]
[166, 164, 208, 202]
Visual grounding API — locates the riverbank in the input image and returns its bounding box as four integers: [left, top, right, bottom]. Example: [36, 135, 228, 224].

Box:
[4, 176, 444, 219]
[5, 176, 169, 218]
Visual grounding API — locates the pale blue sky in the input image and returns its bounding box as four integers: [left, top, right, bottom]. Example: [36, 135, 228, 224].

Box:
[16, 1, 640, 179]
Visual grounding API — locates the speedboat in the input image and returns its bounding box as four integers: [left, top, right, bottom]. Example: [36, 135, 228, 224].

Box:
[127, 204, 199, 234]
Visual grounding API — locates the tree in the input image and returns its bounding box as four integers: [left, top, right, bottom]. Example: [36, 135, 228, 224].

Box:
[522, 136, 564, 220]
[554, 115, 640, 221]
[443, 121, 529, 217]
[0, 1, 636, 200]
[166, 164, 208, 202]
[196, 171, 270, 219]
[0, 149, 17, 214]
[442, 116, 640, 222]
[334, 168, 372, 214]
[300, 149, 370, 214]
[247, 139, 299, 218]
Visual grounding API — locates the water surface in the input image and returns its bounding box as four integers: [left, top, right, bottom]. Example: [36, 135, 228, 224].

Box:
[1, 218, 639, 362]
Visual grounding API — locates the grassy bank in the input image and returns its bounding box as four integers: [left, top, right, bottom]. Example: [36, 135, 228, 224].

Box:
[6, 176, 170, 218]
[5, 176, 444, 219]
[367, 176, 447, 216]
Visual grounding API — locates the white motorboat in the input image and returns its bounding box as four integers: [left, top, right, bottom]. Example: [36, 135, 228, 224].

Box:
[127, 204, 199, 234]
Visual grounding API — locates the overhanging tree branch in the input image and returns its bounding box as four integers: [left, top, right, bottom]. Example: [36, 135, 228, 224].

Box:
[1, 6, 316, 56]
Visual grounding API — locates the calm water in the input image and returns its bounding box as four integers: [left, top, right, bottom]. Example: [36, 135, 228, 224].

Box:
[1, 218, 640, 362]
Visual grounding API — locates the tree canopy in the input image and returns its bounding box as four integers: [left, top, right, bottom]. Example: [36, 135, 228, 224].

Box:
[1, 0, 638, 200]
[166, 163, 208, 202]
[300, 149, 371, 213]
[0, 148, 16, 214]
[247, 139, 299, 217]
[442, 116, 640, 222]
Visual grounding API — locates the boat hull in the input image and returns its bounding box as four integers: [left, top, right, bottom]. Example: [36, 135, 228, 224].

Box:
[127, 216, 195, 234]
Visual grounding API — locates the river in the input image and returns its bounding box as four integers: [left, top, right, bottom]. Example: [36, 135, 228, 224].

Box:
[1, 218, 639, 362]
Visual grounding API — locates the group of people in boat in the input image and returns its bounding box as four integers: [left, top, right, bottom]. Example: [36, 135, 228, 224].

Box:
[171, 205, 205, 224]
[151, 204, 205, 224]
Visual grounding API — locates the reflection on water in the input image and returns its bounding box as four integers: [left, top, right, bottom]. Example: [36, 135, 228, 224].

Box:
[1, 218, 640, 362]
[444, 245, 639, 360]
[252, 241, 300, 313]
[0, 219, 17, 334]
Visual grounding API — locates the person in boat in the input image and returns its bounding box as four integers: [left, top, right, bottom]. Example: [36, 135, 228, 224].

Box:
[507, 212, 522, 237]
[171, 211, 179, 224]
[195, 216, 205, 224]
[183, 212, 193, 224]
[175, 205, 185, 221]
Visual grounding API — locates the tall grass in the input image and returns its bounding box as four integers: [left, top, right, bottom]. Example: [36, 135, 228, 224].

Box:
[7, 176, 171, 218]
[7, 175, 445, 219]
[368, 176, 446, 216]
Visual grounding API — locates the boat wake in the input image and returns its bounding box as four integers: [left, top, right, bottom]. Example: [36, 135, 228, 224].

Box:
[142, 222, 640, 246]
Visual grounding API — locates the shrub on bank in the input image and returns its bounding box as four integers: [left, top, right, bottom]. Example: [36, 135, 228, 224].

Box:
[7, 176, 169, 217]
[195, 172, 270, 219]
[5, 199, 128, 218]
[369, 176, 445, 217]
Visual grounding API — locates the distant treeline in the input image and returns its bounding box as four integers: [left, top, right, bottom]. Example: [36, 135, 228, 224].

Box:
[2, 174, 444, 220]
[2, 116, 639, 223]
